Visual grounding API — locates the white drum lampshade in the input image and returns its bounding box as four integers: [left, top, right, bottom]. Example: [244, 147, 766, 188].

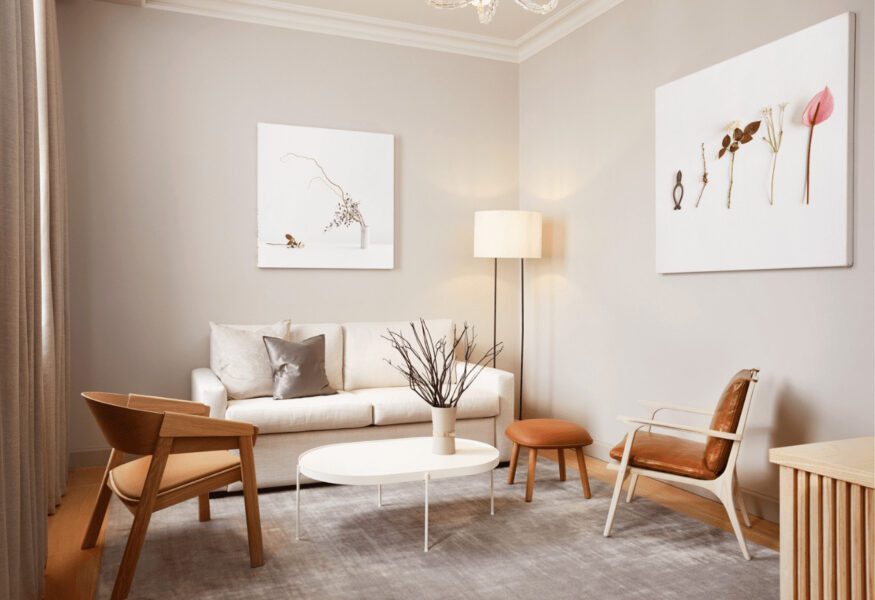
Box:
[474, 211, 543, 259]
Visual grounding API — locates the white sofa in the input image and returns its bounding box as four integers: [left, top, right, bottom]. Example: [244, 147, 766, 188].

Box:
[192, 320, 515, 490]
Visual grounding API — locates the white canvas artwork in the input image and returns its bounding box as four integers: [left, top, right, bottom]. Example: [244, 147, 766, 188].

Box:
[655, 13, 854, 274]
[257, 123, 394, 269]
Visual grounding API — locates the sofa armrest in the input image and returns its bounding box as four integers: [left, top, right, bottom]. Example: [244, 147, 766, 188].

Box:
[457, 362, 515, 460]
[191, 368, 228, 419]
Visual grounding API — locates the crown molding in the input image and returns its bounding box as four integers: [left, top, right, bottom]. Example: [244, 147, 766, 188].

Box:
[517, 0, 624, 61]
[115, 0, 623, 63]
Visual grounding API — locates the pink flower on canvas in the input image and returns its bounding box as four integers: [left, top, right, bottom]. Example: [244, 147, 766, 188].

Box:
[802, 86, 834, 205]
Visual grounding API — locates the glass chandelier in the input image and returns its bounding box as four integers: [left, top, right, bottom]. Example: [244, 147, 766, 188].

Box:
[427, 0, 559, 25]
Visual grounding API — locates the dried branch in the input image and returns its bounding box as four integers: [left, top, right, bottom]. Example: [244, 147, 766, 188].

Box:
[383, 320, 502, 408]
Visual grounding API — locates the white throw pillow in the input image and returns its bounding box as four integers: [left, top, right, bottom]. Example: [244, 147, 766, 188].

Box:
[210, 321, 291, 400]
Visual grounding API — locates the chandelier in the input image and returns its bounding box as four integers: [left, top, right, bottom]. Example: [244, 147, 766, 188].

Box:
[427, 0, 558, 25]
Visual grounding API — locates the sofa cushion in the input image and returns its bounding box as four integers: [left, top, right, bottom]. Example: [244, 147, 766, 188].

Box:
[224, 392, 372, 435]
[350, 386, 499, 426]
[342, 320, 453, 390]
[210, 320, 291, 400]
[289, 323, 343, 392]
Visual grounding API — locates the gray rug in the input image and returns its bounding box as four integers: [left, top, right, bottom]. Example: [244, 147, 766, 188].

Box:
[98, 464, 778, 599]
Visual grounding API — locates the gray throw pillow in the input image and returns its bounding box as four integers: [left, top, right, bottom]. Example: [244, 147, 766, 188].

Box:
[262, 335, 336, 400]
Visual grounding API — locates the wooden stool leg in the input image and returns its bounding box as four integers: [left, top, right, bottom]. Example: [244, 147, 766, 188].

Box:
[575, 447, 592, 499]
[198, 494, 211, 522]
[525, 448, 538, 502]
[557, 449, 566, 481]
[508, 443, 520, 484]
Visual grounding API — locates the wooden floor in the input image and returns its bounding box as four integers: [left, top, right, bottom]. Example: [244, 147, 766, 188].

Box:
[45, 455, 779, 600]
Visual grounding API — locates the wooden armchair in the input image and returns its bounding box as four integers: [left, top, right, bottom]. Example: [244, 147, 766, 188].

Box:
[602, 369, 759, 559]
[81, 392, 264, 600]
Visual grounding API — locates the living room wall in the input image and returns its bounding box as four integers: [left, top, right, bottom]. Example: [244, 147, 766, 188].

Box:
[519, 0, 874, 519]
[57, 0, 520, 465]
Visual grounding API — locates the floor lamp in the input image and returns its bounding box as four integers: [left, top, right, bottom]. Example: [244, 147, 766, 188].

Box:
[474, 210, 543, 420]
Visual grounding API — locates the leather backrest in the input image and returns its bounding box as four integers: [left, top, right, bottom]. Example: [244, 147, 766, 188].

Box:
[83, 392, 164, 456]
[704, 370, 754, 473]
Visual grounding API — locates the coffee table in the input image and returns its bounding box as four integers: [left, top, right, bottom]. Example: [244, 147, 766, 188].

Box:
[296, 437, 499, 552]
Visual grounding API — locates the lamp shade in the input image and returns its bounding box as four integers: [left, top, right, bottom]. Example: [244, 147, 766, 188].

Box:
[474, 210, 542, 259]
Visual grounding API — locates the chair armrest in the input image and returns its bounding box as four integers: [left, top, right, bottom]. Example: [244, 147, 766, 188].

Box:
[456, 361, 515, 459]
[160, 412, 257, 439]
[618, 416, 741, 441]
[128, 394, 210, 416]
[192, 368, 228, 419]
[638, 401, 713, 417]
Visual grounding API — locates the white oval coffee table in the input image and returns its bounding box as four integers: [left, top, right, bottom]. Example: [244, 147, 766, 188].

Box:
[296, 437, 499, 552]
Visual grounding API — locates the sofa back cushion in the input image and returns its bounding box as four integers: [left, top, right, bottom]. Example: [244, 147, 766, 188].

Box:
[289, 323, 343, 391]
[210, 320, 291, 399]
[342, 320, 453, 390]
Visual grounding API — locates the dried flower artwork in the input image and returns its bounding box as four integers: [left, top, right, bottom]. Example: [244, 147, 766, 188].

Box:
[718, 120, 761, 208]
[695, 142, 709, 208]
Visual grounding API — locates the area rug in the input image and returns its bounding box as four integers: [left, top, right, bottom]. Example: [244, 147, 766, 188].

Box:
[97, 464, 778, 599]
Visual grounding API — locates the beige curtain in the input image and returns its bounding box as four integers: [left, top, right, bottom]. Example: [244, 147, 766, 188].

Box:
[0, 0, 69, 597]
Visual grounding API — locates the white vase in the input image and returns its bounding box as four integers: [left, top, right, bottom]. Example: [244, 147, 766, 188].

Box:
[360, 225, 369, 250]
[430, 406, 457, 455]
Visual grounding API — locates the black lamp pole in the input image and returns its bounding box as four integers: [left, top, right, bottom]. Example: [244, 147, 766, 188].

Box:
[490, 257, 526, 421]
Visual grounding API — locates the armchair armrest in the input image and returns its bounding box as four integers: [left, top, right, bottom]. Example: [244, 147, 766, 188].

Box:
[160, 412, 257, 439]
[192, 368, 228, 419]
[457, 361, 515, 459]
[618, 416, 741, 441]
[638, 401, 713, 417]
[128, 394, 210, 416]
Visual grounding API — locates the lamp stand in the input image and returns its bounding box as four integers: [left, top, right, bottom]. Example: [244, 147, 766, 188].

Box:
[519, 258, 525, 421]
[492, 258, 497, 368]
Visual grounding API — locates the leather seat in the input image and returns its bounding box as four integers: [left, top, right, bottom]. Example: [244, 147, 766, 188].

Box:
[609, 431, 717, 480]
[109, 451, 241, 501]
[506, 418, 593, 448]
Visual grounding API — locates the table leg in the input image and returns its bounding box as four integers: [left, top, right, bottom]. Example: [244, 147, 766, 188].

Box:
[490, 469, 495, 516]
[377, 484, 382, 507]
[424, 473, 430, 553]
[295, 463, 301, 541]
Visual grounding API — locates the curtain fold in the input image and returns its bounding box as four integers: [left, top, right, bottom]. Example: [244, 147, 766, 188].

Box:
[1, 0, 69, 597]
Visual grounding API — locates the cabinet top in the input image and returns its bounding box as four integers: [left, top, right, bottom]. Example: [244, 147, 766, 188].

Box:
[769, 437, 874, 488]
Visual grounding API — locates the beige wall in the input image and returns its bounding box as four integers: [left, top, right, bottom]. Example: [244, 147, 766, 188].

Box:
[57, 0, 520, 462]
[519, 0, 874, 518]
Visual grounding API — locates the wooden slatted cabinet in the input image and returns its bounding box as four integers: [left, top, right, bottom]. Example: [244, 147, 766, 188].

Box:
[770, 437, 875, 600]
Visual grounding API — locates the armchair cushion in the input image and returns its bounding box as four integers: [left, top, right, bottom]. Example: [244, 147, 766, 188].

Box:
[704, 370, 753, 473]
[108, 451, 241, 501]
[609, 431, 718, 480]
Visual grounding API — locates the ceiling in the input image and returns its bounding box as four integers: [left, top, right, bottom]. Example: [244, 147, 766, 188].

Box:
[135, 0, 623, 62]
[271, 0, 579, 41]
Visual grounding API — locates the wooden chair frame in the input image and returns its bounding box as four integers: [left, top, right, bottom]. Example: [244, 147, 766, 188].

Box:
[81, 392, 264, 600]
[603, 370, 759, 560]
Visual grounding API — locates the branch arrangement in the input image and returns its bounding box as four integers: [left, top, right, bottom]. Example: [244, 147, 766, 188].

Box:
[281, 152, 367, 231]
[383, 320, 502, 408]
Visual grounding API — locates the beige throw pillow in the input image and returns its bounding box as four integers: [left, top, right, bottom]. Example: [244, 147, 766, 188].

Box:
[210, 320, 291, 399]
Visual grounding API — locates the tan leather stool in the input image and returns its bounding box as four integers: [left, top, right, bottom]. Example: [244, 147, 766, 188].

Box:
[506, 419, 593, 502]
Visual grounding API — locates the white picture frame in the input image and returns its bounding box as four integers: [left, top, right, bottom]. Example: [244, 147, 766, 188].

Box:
[257, 123, 395, 269]
[654, 12, 854, 274]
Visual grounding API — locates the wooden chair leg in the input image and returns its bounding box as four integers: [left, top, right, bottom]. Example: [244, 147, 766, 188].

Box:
[239, 436, 264, 568]
[626, 473, 639, 503]
[525, 448, 538, 502]
[112, 441, 170, 600]
[507, 443, 520, 484]
[575, 447, 592, 499]
[82, 449, 123, 549]
[557, 448, 566, 481]
[733, 473, 751, 527]
[198, 493, 211, 522]
[719, 481, 751, 560]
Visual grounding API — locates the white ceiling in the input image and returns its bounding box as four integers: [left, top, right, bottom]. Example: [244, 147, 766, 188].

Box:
[136, 0, 623, 62]
[272, 0, 580, 41]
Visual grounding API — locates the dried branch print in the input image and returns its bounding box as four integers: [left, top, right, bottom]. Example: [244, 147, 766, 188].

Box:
[718, 119, 760, 208]
[266, 233, 305, 249]
[802, 87, 834, 205]
[761, 103, 787, 205]
[383, 320, 502, 409]
[695, 142, 709, 207]
[281, 152, 368, 232]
